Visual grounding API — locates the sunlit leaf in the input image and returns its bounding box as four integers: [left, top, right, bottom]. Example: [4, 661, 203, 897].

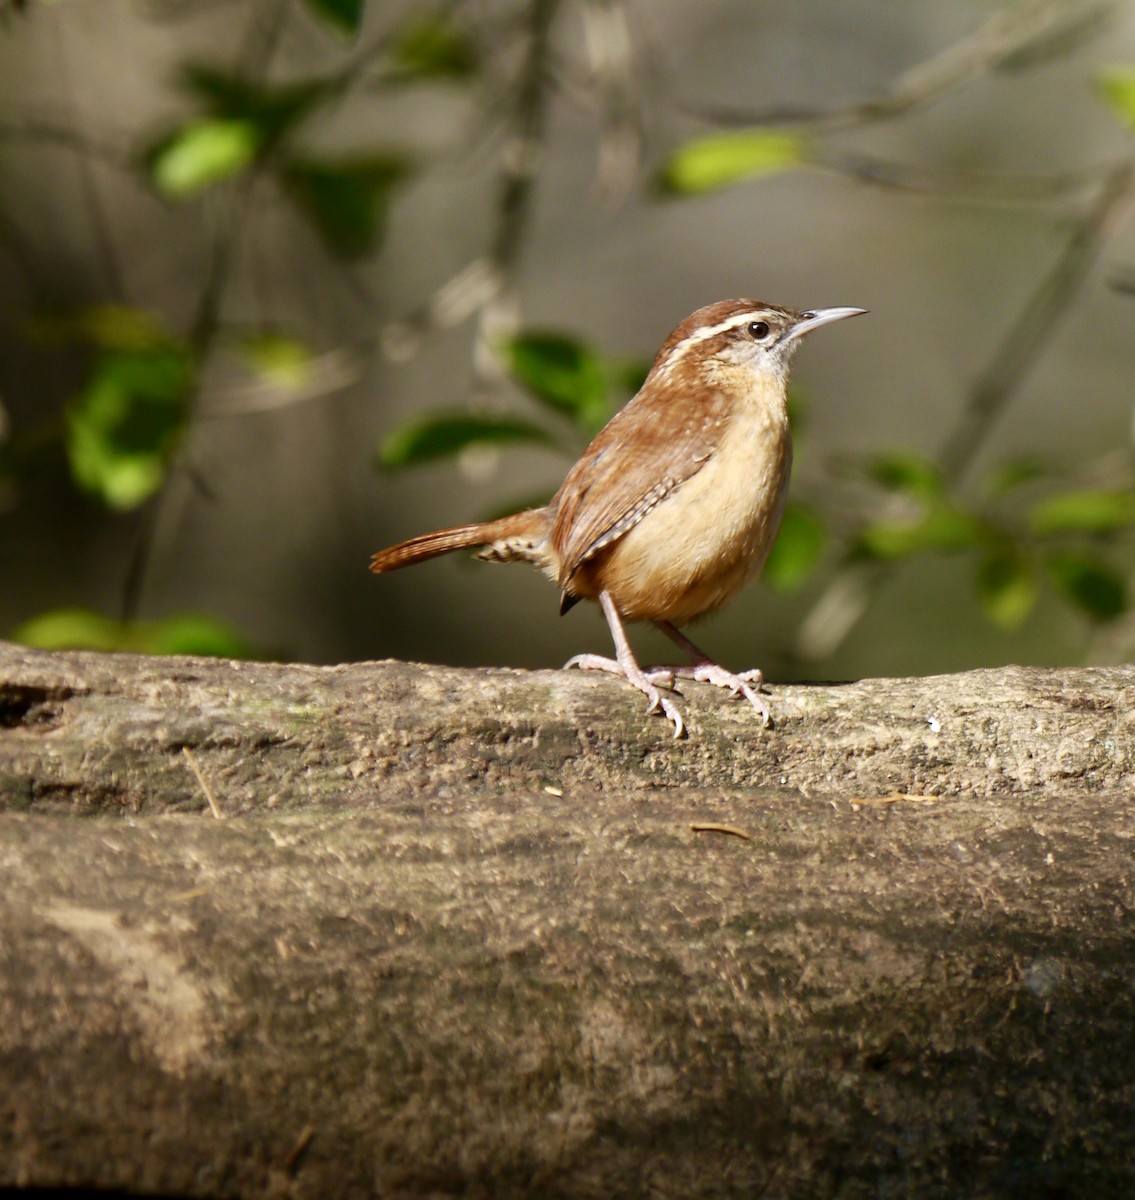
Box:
[864, 452, 944, 501]
[976, 546, 1038, 630]
[658, 130, 808, 195]
[149, 614, 255, 658]
[234, 331, 314, 390]
[281, 156, 409, 257]
[1029, 488, 1135, 536]
[392, 15, 477, 80]
[379, 413, 553, 469]
[763, 504, 826, 591]
[14, 608, 122, 652]
[303, 0, 364, 36]
[856, 507, 985, 560]
[25, 304, 171, 352]
[1097, 68, 1135, 131]
[13, 607, 253, 657]
[65, 348, 194, 509]
[148, 117, 260, 198]
[498, 333, 611, 433]
[1045, 550, 1127, 621]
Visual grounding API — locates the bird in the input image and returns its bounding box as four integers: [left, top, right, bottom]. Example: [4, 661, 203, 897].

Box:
[370, 298, 866, 737]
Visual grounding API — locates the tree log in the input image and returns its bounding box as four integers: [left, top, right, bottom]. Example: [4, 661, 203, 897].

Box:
[1, 641, 1134, 1197]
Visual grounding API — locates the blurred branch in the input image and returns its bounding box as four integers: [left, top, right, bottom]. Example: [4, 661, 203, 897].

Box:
[577, 0, 648, 202]
[120, 0, 292, 624]
[54, 18, 128, 301]
[1111, 263, 1135, 293]
[669, 0, 1120, 134]
[795, 156, 1135, 661]
[0, 201, 42, 296]
[814, 147, 1124, 206]
[937, 159, 1135, 486]
[199, 347, 366, 416]
[381, 0, 561, 361]
[0, 119, 132, 168]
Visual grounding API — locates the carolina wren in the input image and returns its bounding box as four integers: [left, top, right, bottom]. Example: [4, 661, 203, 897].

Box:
[371, 299, 865, 737]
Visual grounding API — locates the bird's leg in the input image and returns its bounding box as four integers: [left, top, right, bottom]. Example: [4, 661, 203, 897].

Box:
[653, 621, 770, 727]
[564, 591, 685, 737]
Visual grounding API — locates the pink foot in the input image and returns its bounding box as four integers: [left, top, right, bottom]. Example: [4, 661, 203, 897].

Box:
[564, 653, 685, 738]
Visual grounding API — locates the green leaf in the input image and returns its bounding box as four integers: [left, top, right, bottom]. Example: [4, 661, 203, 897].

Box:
[148, 614, 255, 658]
[148, 117, 260, 199]
[976, 547, 1038, 630]
[864, 452, 944, 501]
[233, 331, 314, 390]
[1097, 68, 1135, 131]
[1045, 550, 1127, 621]
[1029, 488, 1135, 536]
[392, 15, 477, 80]
[281, 156, 409, 257]
[498, 333, 611, 433]
[65, 348, 194, 509]
[303, 0, 364, 36]
[13, 608, 253, 657]
[13, 608, 122, 652]
[763, 504, 826, 591]
[856, 507, 985, 560]
[25, 304, 172, 352]
[658, 130, 808, 195]
[379, 413, 553, 469]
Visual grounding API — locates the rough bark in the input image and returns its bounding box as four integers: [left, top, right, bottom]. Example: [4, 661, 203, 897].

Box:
[1, 641, 1134, 1198]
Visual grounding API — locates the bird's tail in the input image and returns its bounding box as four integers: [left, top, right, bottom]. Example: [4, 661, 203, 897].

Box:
[369, 508, 553, 573]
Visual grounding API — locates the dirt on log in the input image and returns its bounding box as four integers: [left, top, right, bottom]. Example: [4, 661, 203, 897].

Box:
[1, 640, 1134, 1198]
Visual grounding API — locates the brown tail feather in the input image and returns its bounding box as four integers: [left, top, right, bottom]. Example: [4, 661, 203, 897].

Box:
[369, 509, 552, 573]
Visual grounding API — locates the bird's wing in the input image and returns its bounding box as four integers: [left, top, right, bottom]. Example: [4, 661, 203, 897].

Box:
[551, 380, 729, 587]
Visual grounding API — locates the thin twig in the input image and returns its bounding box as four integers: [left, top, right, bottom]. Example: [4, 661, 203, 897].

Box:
[474, 0, 559, 358]
[667, 0, 1119, 135]
[52, 21, 127, 301]
[120, 0, 290, 623]
[0, 120, 131, 168]
[383, 0, 561, 362]
[795, 157, 1135, 661]
[814, 147, 1120, 207]
[282, 1124, 316, 1174]
[580, 0, 648, 203]
[690, 823, 752, 841]
[182, 747, 223, 819]
[937, 159, 1135, 486]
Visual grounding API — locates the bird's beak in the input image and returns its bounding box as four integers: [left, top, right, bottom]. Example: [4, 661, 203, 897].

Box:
[784, 307, 868, 342]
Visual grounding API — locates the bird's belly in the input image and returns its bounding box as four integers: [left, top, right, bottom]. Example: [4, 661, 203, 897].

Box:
[592, 422, 791, 624]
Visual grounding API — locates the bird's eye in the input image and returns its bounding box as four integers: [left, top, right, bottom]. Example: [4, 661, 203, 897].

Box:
[747, 321, 770, 340]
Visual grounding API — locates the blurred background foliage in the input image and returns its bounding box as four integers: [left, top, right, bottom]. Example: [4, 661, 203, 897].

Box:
[2, 0, 1135, 681]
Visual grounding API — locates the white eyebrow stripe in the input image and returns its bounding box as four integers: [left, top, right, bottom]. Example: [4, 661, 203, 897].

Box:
[659, 310, 770, 370]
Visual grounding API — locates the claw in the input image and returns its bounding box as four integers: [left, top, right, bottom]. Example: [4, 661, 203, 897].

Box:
[651, 621, 772, 728]
[645, 688, 685, 738]
[565, 596, 689, 737]
[690, 663, 770, 726]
